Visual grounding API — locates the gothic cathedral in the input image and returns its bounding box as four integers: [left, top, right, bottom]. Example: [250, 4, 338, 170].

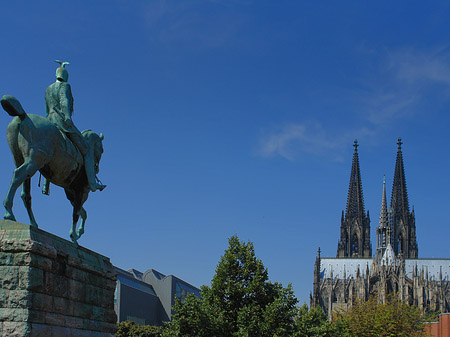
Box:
[312, 139, 450, 318]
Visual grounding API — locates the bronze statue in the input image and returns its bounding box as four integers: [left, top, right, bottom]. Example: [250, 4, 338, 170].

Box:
[1, 62, 106, 243]
[42, 61, 106, 195]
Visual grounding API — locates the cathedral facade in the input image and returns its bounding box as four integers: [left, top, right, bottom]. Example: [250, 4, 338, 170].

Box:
[311, 139, 450, 318]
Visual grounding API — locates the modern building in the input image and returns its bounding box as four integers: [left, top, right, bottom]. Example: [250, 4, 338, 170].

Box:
[311, 139, 450, 319]
[114, 267, 201, 326]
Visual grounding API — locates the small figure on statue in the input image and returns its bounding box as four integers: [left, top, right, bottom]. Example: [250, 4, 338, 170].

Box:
[42, 60, 106, 195]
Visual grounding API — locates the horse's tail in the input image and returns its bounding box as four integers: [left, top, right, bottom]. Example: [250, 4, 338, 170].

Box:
[1, 95, 27, 121]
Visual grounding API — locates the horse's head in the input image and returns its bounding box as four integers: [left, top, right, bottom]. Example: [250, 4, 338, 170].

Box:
[82, 130, 104, 174]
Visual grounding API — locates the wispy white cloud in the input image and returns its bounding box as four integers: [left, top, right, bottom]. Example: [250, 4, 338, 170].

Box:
[361, 46, 450, 126]
[258, 46, 450, 162]
[392, 48, 450, 86]
[258, 122, 375, 162]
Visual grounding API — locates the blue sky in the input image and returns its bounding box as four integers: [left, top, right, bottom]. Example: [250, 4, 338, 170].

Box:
[1, 1, 450, 305]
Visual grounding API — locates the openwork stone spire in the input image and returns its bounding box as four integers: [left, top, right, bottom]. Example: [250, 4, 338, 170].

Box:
[337, 140, 371, 258]
[390, 138, 410, 217]
[390, 138, 418, 258]
[376, 175, 390, 259]
[345, 140, 366, 220]
[379, 175, 388, 229]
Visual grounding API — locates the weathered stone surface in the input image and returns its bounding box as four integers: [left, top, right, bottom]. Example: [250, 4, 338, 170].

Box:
[2, 321, 32, 337]
[0, 221, 117, 337]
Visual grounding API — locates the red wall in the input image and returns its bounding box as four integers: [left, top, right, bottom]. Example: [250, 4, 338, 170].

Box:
[424, 313, 450, 337]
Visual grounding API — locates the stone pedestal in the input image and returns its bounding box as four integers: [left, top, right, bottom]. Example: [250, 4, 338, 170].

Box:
[0, 220, 117, 337]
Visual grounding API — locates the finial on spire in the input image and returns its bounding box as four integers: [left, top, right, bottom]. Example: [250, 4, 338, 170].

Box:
[397, 137, 402, 150]
[383, 174, 386, 184]
[353, 139, 359, 152]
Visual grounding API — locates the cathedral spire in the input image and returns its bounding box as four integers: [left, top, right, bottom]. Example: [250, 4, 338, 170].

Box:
[390, 138, 418, 258]
[345, 140, 366, 220]
[379, 175, 388, 229]
[337, 140, 371, 258]
[391, 138, 409, 217]
[376, 175, 390, 259]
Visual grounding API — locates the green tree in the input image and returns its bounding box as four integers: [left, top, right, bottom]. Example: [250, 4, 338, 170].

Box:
[116, 320, 164, 337]
[164, 235, 299, 337]
[294, 304, 340, 337]
[334, 295, 434, 337]
[162, 294, 214, 337]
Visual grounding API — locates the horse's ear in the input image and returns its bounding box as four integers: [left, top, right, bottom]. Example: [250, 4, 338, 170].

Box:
[100, 133, 104, 140]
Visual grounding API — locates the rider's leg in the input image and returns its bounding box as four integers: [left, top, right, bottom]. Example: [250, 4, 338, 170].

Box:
[67, 131, 106, 192]
[84, 147, 106, 192]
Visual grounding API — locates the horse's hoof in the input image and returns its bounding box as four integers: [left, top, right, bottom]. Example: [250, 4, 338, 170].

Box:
[69, 232, 77, 243]
[4, 212, 16, 222]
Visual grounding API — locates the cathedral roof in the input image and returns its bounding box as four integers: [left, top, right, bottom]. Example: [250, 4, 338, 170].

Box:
[320, 258, 450, 281]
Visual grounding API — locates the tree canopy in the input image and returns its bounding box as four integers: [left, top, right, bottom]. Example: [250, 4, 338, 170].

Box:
[163, 235, 299, 337]
[333, 295, 435, 337]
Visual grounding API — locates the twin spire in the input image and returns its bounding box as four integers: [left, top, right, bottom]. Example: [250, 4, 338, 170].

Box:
[337, 138, 418, 258]
[337, 139, 371, 258]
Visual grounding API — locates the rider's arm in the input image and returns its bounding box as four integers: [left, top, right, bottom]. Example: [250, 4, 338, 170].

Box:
[59, 83, 74, 123]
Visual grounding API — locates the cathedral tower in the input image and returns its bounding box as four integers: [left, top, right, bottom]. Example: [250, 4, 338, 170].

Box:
[390, 138, 418, 258]
[337, 140, 372, 258]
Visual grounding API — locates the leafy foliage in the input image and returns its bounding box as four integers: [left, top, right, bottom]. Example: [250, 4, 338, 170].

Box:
[161, 294, 214, 337]
[333, 295, 435, 337]
[116, 321, 164, 337]
[294, 304, 339, 337]
[164, 235, 299, 337]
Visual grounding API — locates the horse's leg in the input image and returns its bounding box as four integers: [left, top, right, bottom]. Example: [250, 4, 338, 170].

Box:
[70, 208, 81, 244]
[76, 207, 87, 239]
[4, 161, 39, 222]
[66, 188, 82, 243]
[21, 178, 38, 227]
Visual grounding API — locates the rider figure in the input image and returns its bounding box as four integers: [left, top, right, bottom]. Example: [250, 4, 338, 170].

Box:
[42, 61, 106, 195]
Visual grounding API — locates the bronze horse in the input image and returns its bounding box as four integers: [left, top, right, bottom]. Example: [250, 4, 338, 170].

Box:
[1, 95, 104, 243]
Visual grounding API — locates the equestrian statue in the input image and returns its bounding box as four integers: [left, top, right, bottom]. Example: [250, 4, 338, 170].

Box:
[1, 61, 106, 243]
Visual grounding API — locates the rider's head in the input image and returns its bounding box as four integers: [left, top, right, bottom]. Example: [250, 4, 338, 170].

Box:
[56, 67, 69, 82]
[54, 60, 70, 82]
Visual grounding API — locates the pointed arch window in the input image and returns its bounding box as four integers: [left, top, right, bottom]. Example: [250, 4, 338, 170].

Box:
[351, 233, 359, 256]
[398, 233, 404, 254]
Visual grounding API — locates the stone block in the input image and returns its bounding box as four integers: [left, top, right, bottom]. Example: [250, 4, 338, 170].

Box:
[65, 315, 84, 329]
[52, 296, 73, 316]
[31, 255, 52, 271]
[2, 321, 31, 337]
[68, 278, 86, 301]
[43, 272, 69, 298]
[0, 289, 8, 307]
[0, 221, 116, 336]
[50, 325, 72, 336]
[29, 323, 52, 337]
[20, 266, 44, 291]
[0, 265, 20, 290]
[32, 292, 52, 312]
[8, 289, 32, 308]
[44, 311, 66, 326]
[73, 302, 93, 318]
[28, 309, 46, 324]
[0, 307, 29, 322]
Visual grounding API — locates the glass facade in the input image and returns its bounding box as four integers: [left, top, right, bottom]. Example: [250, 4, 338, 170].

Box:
[117, 274, 156, 296]
[175, 281, 201, 302]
